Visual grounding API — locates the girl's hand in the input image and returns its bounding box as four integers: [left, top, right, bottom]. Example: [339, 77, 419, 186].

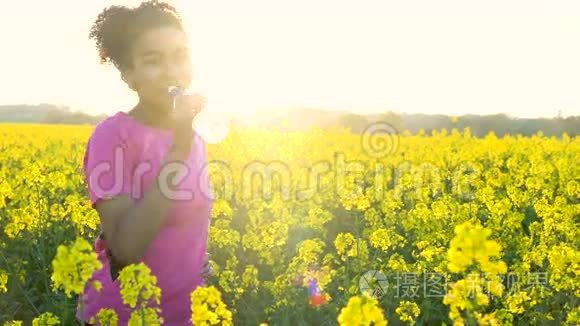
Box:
[169, 93, 206, 156]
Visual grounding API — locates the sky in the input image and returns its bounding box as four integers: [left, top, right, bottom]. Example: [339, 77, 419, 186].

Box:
[1, 0, 580, 119]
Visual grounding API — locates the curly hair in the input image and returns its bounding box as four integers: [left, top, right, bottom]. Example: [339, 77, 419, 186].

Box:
[89, 0, 184, 70]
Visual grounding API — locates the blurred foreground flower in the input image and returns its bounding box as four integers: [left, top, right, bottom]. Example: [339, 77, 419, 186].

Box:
[51, 237, 102, 298]
[338, 293, 387, 326]
[444, 222, 507, 325]
[128, 307, 162, 326]
[191, 285, 233, 325]
[118, 263, 163, 325]
[2, 321, 23, 326]
[31, 312, 60, 326]
[447, 221, 507, 274]
[89, 308, 119, 326]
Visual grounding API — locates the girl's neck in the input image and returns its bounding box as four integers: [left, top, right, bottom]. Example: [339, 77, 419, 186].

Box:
[128, 101, 171, 129]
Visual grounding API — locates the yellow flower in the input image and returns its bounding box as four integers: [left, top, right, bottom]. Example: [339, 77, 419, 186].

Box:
[218, 270, 242, 297]
[369, 228, 401, 252]
[506, 291, 533, 314]
[211, 198, 234, 218]
[335, 232, 355, 260]
[3, 321, 23, 326]
[261, 221, 289, 249]
[0, 269, 8, 293]
[447, 222, 507, 275]
[90, 308, 119, 326]
[128, 307, 163, 326]
[335, 233, 369, 261]
[118, 263, 161, 309]
[395, 301, 421, 324]
[475, 312, 501, 326]
[191, 285, 233, 325]
[31, 312, 60, 326]
[241, 265, 260, 290]
[443, 274, 492, 324]
[565, 306, 580, 325]
[305, 207, 334, 231]
[50, 237, 102, 298]
[547, 244, 579, 292]
[298, 239, 325, 265]
[387, 253, 410, 272]
[337, 294, 387, 326]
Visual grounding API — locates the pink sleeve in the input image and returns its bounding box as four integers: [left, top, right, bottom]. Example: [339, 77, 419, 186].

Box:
[83, 120, 134, 208]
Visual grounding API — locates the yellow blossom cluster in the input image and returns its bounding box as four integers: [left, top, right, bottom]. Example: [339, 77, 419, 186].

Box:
[190, 285, 233, 325]
[447, 222, 507, 275]
[338, 294, 388, 326]
[50, 237, 102, 298]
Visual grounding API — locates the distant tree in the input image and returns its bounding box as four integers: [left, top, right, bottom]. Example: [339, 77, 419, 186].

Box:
[371, 111, 403, 132]
[337, 113, 369, 133]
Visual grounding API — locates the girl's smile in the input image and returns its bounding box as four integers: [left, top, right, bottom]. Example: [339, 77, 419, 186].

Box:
[121, 25, 193, 116]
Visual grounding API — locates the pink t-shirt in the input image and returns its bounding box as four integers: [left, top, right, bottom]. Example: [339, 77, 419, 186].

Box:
[77, 111, 213, 325]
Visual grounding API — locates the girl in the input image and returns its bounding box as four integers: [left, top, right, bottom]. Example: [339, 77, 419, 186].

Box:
[79, 1, 213, 324]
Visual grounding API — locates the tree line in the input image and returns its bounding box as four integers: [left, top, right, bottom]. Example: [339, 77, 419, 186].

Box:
[0, 104, 577, 137]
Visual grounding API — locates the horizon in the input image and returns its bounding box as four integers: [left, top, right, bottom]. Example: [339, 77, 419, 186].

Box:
[1, 103, 578, 120]
[1, 0, 580, 120]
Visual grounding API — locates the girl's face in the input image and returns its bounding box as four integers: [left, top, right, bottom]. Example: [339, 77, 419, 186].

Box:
[122, 26, 192, 113]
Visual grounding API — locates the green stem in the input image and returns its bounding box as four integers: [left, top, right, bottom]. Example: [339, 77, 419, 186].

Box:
[77, 264, 85, 325]
[140, 306, 145, 326]
[35, 183, 52, 296]
[0, 250, 40, 315]
[78, 299, 85, 326]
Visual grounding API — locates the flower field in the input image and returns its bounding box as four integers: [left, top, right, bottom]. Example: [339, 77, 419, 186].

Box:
[0, 123, 578, 325]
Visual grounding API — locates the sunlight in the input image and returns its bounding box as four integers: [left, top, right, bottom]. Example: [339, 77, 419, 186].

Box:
[193, 103, 232, 144]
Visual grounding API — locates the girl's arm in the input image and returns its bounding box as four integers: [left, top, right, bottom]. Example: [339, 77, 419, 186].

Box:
[97, 94, 204, 266]
[96, 144, 191, 266]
